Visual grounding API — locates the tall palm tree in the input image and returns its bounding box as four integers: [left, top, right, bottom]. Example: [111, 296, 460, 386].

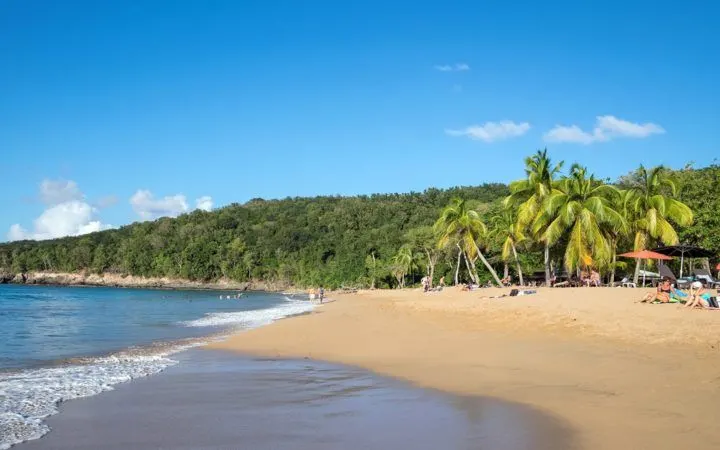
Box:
[604, 189, 633, 285]
[504, 149, 564, 285]
[626, 165, 694, 283]
[490, 208, 526, 285]
[434, 198, 502, 286]
[534, 164, 625, 273]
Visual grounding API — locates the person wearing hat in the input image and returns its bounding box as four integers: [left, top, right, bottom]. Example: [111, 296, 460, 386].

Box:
[685, 281, 712, 308]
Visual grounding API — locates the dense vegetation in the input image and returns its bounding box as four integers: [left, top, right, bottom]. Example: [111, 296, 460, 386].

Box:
[1, 153, 718, 289]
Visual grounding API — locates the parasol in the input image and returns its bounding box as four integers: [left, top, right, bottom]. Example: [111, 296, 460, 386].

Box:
[653, 245, 714, 278]
[619, 250, 673, 287]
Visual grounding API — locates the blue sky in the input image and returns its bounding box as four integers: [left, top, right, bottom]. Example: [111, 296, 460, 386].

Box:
[1, 0, 718, 241]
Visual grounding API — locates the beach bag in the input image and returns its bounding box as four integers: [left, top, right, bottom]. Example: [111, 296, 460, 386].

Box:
[709, 297, 719, 309]
[509, 289, 519, 297]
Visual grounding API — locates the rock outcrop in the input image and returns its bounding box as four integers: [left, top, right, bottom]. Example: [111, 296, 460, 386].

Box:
[1, 271, 286, 291]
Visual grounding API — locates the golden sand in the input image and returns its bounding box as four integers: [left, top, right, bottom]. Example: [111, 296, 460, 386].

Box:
[209, 287, 720, 449]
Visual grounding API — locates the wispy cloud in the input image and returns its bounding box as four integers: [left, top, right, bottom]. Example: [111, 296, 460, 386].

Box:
[434, 63, 470, 72]
[445, 121, 531, 143]
[195, 196, 213, 212]
[544, 115, 665, 144]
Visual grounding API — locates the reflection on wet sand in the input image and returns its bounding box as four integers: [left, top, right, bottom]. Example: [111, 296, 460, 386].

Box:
[21, 350, 575, 450]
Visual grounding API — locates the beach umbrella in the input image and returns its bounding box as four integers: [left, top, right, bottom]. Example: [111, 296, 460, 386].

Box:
[653, 245, 714, 278]
[619, 250, 673, 287]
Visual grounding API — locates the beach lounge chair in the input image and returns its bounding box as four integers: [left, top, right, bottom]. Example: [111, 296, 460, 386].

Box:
[658, 265, 693, 289]
[693, 269, 720, 288]
[619, 277, 636, 288]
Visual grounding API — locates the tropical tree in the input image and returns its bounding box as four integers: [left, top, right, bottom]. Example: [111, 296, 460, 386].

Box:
[404, 226, 441, 287]
[604, 189, 633, 285]
[391, 245, 416, 288]
[624, 165, 694, 283]
[490, 208, 526, 285]
[504, 149, 564, 285]
[434, 198, 502, 286]
[532, 164, 626, 274]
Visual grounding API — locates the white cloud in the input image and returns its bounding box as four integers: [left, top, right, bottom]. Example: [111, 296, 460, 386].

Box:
[434, 63, 470, 72]
[445, 121, 531, 143]
[7, 180, 112, 241]
[544, 115, 665, 144]
[129, 191, 214, 219]
[130, 190, 189, 220]
[39, 179, 83, 205]
[7, 200, 112, 241]
[195, 196, 213, 212]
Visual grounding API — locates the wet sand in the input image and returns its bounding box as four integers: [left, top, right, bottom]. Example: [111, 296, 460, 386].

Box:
[20, 350, 573, 450]
[210, 288, 720, 449]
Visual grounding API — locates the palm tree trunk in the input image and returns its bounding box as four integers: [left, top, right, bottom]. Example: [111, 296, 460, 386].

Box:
[503, 263, 509, 279]
[511, 242, 524, 286]
[424, 249, 434, 288]
[633, 259, 641, 285]
[462, 251, 476, 284]
[544, 243, 551, 286]
[609, 246, 617, 286]
[472, 242, 503, 286]
[454, 245, 462, 286]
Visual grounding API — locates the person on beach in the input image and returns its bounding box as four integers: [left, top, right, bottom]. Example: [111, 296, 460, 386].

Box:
[421, 276, 429, 292]
[641, 278, 673, 303]
[318, 287, 325, 304]
[685, 281, 711, 308]
[439, 276, 445, 288]
[500, 275, 512, 286]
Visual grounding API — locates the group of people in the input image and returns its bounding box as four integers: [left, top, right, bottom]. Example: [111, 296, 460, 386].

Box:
[421, 276, 445, 292]
[641, 278, 718, 308]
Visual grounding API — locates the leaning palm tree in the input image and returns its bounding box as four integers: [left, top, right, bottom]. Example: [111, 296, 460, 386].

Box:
[626, 165, 694, 284]
[490, 208, 526, 285]
[504, 149, 564, 285]
[434, 198, 502, 286]
[533, 164, 626, 274]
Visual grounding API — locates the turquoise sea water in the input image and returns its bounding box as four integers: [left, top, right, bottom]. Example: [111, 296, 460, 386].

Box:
[0, 284, 314, 449]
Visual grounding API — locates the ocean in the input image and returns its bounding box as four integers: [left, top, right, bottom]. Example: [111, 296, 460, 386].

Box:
[0, 285, 314, 449]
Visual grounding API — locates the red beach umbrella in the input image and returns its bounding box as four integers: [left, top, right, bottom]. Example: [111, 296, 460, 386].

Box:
[619, 250, 673, 287]
[618, 250, 673, 260]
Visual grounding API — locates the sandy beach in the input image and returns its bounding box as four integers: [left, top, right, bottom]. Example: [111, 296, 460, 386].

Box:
[210, 287, 720, 449]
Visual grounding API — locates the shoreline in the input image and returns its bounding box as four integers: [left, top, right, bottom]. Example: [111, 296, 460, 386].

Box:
[0, 271, 301, 292]
[19, 350, 575, 450]
[209, 287, 720, 449]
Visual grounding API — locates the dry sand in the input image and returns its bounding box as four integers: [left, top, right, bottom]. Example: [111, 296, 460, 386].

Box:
[210, 287, 720, 449]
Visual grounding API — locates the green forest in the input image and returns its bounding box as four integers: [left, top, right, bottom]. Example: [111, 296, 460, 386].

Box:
[1, 151, 718, 289]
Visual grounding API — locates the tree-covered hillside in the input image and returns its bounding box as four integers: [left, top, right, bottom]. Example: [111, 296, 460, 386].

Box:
[2, 161, 718, 289]
[0, 185, 509, 288]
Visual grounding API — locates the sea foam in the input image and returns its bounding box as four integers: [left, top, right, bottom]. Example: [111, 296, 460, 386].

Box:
[182, 296, 314, 328]
[0, 297, 314, 449]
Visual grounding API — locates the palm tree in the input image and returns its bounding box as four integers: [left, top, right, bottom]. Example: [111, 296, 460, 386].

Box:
[626, 165, 694, 284]
[533, 164, 625, 274]
[391, 245, 415, 288]
[604, 189, 633, 285]
[490, 208, 526, 285]
[434, 198, 503, 286]
[504, 149, 564, 285]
